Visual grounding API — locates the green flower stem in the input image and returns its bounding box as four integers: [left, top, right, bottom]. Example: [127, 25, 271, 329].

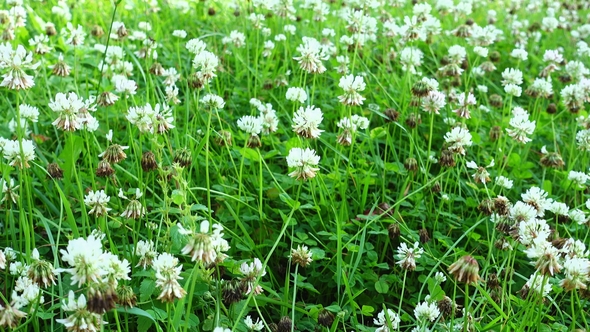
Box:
[291, 264, 299, 332]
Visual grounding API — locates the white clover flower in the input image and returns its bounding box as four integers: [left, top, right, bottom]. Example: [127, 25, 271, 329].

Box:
[19, 104, 39, 122]
[414, 301, 440, 323]
[374, 308, 400, 331]
[524, 272, 551, 298]
[237, 115, 263, 135]
[56, 291, 105, 332]
[0, 44, 39, 90]
[63, 23, 86, 46]
[510, 48, 528, 61]
[127, 104, 155, 133]
[434, 272, 447, 284]
[560, 257, 590, 291]
[548, 201, 569, 216]
[14, 276, 42, 307]
[262, 40, 274, 57]
[283, 24, 296, 35]
[152, 253, 186, 302]
[518, 217, 550, 246]
[421, 77, 439, 91]
[338, 75, 366, 106]
[114, 77, 137, 95]
[293, 36, 329, 74]
[186, 38, 207, 54]
[568, 171, 589, 187]
[506, 107, 535, 144]
[286, 87, 307, 103]
[134, 240, 157, 269]
[521, 186, 552, 218]
[495, 176, 513, 190]
[201, 94, 225, 109]
[213, 328, 231, 332]
[510, 201, 538, 223]
[84, 190, 111, 217]
[240, 258, 266, 295]
[400, 47, 423, 74]
[1, 177, 19, 204]
[286, 147, 321, 180]
[527, 78, 553, 98]
[422, 90, 446, 114]
[473, 46, 488, 57]
[57, 234, 106, 287]
[172, 30, 187, 38]
[178, 220, 229, 265]
[244, 315, 264, 331]
[3, 139, 35, 169]
[448, 45, 466, 63]
[543, 49, 563, 63]
[453, 92, 476, 119]
[162, 67, 180, 86]
[222, 30, 246, 48]
[292, 105, 324, 139]
[395, 242, 423, 271]
[444, 126, 473, 155]
[466, 159, 494, 184]
[568, 209, 586, 225]
[501, 68, 523, 86]
[192, 50, 219, 79]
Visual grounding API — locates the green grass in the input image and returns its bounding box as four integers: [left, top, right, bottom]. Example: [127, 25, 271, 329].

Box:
[0, 0, 589, 331]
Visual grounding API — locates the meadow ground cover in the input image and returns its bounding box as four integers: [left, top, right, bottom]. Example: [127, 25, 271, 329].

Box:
[0, 0, 590, 331]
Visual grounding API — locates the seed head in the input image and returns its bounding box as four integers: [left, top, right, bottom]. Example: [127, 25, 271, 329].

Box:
[486, 273, 501, 290]
[149, 62, 165, 76]
[100, 144, 128, 164]
[454, 25, 471, 37]
[116, 284, 137, 308]
[448, 255, 481, 284]
[478, 199, 494, 215]
[45, 23, 57, 36]
[318, 309, 334, 327]
[247, 134, 262, 148]
[47, 162, 64, 180]
[419, 228, 430, 243]
[489, 125, 502, 141]
[437, 296, 456, 318]
[91, 25, 104, 38]
[540, 152, 564, 169]
[87, 282, 118, 314]
[388, 223, 400, 239]
[384, 108, 399, 122]
[405, 113, 421, 129]
[291, 245, 313, 268]
[494, 196, 511, 216]
[222, 279, 245, 305]
[439, 149, 456, 168]
[214, 130, 232, 147]
[28, 249, 56, 288]
[404, 157, 418, 172]
[96, 160, 115, 177]
[97, 91, 119, 107]
[277, 316, 292, 332]
[173, 148, 192, 168]
[489, 94, 502, 108]
[558, 73, 572, 84]
[489, 51, 500, 63]
[431, 181, 441, 193]
[411, 80, 431, 97]
[141, 151, 158, 172]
